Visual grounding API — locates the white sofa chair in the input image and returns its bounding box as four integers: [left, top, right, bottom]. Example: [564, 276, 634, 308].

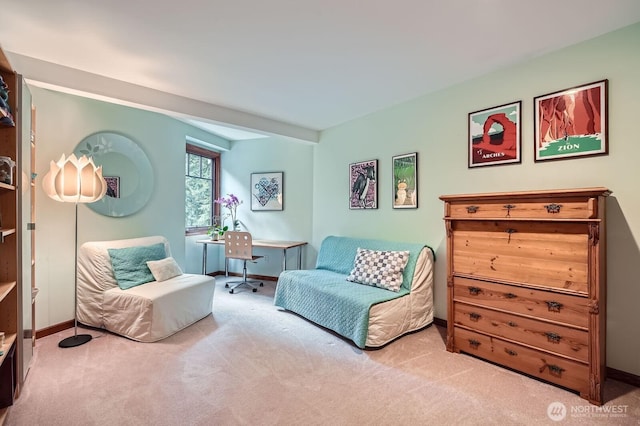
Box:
[76, 235, 215, 342]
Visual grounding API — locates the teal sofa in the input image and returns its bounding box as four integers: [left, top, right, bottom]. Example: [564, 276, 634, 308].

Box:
[274, 236, 435, 348]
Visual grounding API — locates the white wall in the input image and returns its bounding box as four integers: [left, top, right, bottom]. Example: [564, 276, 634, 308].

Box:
[312, 23, 640, 375]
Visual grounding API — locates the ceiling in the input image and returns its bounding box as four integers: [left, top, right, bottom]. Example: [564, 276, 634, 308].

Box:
[2, 1, 640, 141]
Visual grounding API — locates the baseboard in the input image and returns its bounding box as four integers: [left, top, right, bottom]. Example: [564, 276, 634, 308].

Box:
[433, 317, 639, 388]
[36, 320, 74, 339]
[209, 271, 277, 282]
[433, 317, 447, 328]
[607, 367, 640, 387]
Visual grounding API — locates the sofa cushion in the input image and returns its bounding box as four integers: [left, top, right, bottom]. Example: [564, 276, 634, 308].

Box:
[108, 242, 167, 290]
[316, 236, 427, 292]
[346, 248, 409, 292]
[147, 256, 183, 282]
[275, 268, 408, 348]
[103, 273, 215, 342]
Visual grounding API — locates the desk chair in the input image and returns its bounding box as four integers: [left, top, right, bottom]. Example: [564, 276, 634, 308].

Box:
[224, 231, 264, 294]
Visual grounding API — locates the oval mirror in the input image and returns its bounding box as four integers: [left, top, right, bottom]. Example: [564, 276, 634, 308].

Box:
[74, 132, 153, 217]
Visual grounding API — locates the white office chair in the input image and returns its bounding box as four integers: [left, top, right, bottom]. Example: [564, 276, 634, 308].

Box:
[224, 231, 264, 294]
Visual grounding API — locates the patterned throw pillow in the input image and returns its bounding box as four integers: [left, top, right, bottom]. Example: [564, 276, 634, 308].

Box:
[346, 248, 410, 292]
[108, 243, 167, 290]
[147, 257, 184, 282]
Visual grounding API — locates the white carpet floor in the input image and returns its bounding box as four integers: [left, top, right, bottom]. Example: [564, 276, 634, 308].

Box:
[6, 277, 640, 425]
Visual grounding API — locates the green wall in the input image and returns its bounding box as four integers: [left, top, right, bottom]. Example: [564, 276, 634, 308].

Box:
[33, 87, 229, 328]
[30, 22, 640, 377]
[313, 23, 640, 375]
[195, 137, 314, 277]
[33, 85, 314, 330]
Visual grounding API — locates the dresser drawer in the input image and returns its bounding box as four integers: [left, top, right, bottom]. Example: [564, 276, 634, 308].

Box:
[452, 220, 589, 293]
[454, 327, 589, 395]
[454, 303, 589, 362]
[453, 277, 589, 328]
[447, 196, 597, 219]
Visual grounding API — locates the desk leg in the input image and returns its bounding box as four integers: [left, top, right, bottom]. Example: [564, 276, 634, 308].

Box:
[202, 244, 208, 275]
[298, 246, 303, 269]
[282, 249, 287, 272]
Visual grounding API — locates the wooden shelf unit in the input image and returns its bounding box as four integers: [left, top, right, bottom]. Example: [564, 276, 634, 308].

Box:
[0, 46, 20, 421]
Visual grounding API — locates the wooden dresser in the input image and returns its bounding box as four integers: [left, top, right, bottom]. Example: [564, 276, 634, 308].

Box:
[440, 187, 610, 405]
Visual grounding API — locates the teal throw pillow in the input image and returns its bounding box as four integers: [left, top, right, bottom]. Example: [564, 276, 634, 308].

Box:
[108, 243, 167, 290]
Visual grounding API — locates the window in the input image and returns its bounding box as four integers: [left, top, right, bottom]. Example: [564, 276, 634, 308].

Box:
[185, 144, 220, 234]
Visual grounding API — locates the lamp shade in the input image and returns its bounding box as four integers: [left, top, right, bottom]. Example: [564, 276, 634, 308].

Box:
[42, 153, 107, 203]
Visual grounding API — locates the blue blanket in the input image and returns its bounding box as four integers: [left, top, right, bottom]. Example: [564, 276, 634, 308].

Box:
[274, 236, 430, 348]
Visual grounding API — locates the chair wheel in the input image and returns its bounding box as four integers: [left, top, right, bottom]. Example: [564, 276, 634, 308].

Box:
[259, 283, 264, 287]
[252, 288, 257, 292]
[229, 289, 234, 294]
[225, 283, 229, 288]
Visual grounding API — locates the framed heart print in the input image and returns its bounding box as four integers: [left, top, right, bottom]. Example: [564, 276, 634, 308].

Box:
[250, 171, 284, 211]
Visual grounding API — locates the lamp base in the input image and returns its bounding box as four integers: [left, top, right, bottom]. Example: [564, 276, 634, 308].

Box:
[58, 334, 92, 348]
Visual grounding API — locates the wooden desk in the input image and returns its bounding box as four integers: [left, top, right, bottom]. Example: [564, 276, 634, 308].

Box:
[196, 239, 307, 275]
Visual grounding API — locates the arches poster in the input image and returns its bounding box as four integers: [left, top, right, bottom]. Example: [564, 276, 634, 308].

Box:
[468, 101, 522, 168]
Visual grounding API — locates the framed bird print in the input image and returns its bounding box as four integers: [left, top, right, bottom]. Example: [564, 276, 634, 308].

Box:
[349, 159, 377, 209]
[104, 176, 120, 198]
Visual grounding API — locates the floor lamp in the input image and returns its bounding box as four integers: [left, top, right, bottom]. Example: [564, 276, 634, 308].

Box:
[42, 153, 107, 348]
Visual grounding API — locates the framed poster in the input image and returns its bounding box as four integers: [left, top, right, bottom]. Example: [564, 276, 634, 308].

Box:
[251, 172, 283, 211]
[534, 80, 608, 162]
[104, 176, 120, 198]
[468, 101, 522, 168]
[392, 153, 417, 209]
[349, 159, 377, 209]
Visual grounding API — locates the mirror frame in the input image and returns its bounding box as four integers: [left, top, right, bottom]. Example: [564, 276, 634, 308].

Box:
[74, 132, 153, 217]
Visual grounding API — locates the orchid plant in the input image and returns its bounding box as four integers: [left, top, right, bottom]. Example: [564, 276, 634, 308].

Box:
[214, 193, 242, 231]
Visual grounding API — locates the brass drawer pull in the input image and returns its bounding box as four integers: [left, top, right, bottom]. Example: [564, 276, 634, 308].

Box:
[468, 286, 482, 296]
[544, 332, 561, 343]
[540, 362, 566, 377]
[545, 301, 564, 312]
[544, 203, 563, 214]
[503, 204, 516, 217]
[548, 364, 565, 376]
[468, 339, 481, 348]
[466, 205, 479, 214]
[469, 312, 481, 321]
[504, 348, 518, 356]
[505, 228, 516, 243]
[504, 292, 517, 299]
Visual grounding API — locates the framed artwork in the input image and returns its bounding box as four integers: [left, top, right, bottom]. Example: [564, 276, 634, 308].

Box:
[392, 153, 417, 209]
[534, 79, 608, 162]
[468, 101, 522, 168]
[349, 159, 377, 209]
[251, 172, 283, 211]
[104, 176, 120, 198]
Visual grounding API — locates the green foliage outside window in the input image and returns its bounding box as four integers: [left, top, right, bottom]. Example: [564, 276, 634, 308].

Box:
[185, 151, 216, 230]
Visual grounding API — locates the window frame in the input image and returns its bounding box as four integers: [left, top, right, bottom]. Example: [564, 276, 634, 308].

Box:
[185, 143, 221, 236]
